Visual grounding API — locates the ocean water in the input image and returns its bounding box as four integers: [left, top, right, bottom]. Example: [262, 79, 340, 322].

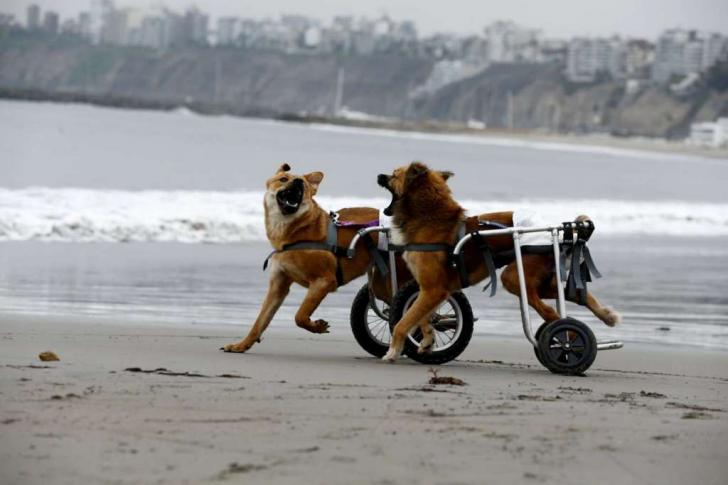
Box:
[1, 100, 727, 350]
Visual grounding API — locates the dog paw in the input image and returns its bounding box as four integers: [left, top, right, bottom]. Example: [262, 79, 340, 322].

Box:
[221, 342, 250, 353]
[382, 348, 399, 362]
[602, 307, 622, 327]
[312, 319, 330, 334]
[417, 340, 434, 355]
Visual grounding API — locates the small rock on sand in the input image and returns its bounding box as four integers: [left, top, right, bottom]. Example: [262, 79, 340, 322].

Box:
[39, 351, 60, 362]
[428, 368, 466, 386]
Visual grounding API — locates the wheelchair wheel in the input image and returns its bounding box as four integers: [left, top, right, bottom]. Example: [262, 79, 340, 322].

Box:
[350, 283, 390, 358]
[388, 280, 474, 365]
[537, 318, 597, 375]
[533, 322, 549, 367]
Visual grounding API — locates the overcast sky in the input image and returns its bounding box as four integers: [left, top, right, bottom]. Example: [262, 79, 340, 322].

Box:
[3, 0, 727, 39]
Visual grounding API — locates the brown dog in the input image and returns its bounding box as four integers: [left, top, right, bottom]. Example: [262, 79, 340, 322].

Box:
[223, 163, 398, 353]
[377, 162, 620, 362]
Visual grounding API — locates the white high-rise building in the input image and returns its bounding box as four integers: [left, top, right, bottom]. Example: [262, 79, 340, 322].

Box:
[484, 21, 542, 63]
[566, 37, 624, 83]
[90, 0, 114, 44]
[26, 4, 40, 30]
[185, 7, 208, 45]
[702, 33, 728, 71]
[78, 12, 91, 38]
[42, 11, 59, 34]
[139, 16, 165, 49]
[652, 29, 726, 83]
[217, 17, 241, 46]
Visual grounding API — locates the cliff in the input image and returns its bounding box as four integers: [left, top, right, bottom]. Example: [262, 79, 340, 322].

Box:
[0, 33, 433, 119]
[413, 62, 728, 138]
[1, 32, 726, 138]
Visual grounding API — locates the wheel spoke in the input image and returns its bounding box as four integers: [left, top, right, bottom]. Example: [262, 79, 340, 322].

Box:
[376, 323, 388, 341]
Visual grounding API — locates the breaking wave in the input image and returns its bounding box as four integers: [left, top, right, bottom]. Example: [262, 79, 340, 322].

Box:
[1, 187, 727, 243]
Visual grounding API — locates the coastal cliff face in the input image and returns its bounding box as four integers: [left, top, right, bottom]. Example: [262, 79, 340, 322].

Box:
[0, 37, 433, 118]
[412, 63, 726, 137]
[1, 35, 725, 138]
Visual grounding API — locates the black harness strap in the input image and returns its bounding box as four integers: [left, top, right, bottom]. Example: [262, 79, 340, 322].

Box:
[361, 233, 389, 276]
[474, 235, 498, 296]
[455, 224, 470, 290]
[559, 222, 574, 282]
[262, 218, 347, 285]
[262, 240, 340, 270]
[393, 221, 502, 296]
[262, 216, 388, 287]
[562, 221, 602, 305]
[473, 220, 508, 296]
[388, 243, 452, 252]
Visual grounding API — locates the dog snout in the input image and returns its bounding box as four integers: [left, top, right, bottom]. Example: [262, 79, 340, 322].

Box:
[377, 174, 390, 187]
[278, 177, 302, 194]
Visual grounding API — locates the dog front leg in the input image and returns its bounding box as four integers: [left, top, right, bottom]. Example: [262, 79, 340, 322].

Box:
[222, 270, 292, 353]
[417, 314, 435, 354]
[384, 289, 448, 362]
[294, 276, 337, 334]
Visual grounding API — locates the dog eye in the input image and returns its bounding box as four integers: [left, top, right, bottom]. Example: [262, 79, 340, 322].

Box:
[279, 177, 289, 183]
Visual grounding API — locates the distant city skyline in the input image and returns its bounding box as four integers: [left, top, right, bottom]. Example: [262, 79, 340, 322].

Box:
[2, 0, 728, 39]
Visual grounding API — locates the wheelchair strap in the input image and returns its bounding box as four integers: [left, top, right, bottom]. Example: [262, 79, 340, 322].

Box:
[561, 221, 602, 305]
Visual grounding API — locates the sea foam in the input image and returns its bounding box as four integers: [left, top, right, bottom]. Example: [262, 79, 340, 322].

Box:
[0, 187, 726, 243]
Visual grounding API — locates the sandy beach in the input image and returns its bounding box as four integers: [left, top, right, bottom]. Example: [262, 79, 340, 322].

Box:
[2, 99, 728, 484]
[1, 314, 726, 485]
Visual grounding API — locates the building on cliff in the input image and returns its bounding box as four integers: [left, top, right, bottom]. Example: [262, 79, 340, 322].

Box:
[26, 4, 40, 30]
[689, 118, 728, 147]
[566, 37, 624, 82]
[652, 29, 728, 83]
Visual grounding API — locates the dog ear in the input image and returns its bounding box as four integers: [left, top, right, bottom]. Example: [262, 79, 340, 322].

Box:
[304, 171, 324, 194]
[278, 163, 291, 173]
[405, 162, 428, 183]
[438, 170, 454, 181]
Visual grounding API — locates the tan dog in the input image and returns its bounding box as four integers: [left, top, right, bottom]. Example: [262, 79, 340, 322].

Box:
[377, 162, 620, 362]
[223, 163, 394, 353]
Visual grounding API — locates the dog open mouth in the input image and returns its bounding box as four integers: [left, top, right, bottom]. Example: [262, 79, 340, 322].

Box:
[377, 174, 397, 216]
[276, 179, 304, 215]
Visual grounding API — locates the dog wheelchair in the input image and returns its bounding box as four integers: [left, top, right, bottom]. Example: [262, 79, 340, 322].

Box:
[347, 220, 623, 375]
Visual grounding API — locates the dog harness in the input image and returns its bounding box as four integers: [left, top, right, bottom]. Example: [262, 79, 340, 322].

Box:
[393, 219, 600, 302]
[262, 212, 388, 286]
[386, 219, 506, 296]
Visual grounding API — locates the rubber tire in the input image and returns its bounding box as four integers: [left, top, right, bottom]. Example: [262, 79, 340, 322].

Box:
[533, 322, 550, 367]
[350, 284, 390, 358]
[388, 280, 474, 365]
[537, 318, 597, 376]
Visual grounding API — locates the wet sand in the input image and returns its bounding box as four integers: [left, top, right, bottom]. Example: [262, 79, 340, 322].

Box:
[1, 314, 727, 485]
